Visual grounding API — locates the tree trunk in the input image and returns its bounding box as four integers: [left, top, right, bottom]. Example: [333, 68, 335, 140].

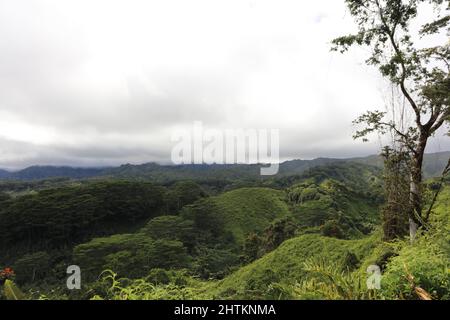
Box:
[409, 136, 427, 243]
[409, 177, 420, 243]
[408, 217, 418, 243]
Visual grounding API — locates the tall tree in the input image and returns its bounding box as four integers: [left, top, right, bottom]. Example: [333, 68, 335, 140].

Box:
[332, 0, 450, 241]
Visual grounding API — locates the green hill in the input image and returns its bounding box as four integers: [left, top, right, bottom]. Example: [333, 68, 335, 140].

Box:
[88, 183, 450, 300]
[210, 188, 291, 244]
[205, 184, 450, 300]
[1, 163, 448, 300]
[205, 233, 380, 299]
[67, 187, 291, 282]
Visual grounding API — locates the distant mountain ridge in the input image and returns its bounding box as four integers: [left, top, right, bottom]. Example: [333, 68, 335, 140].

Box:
[0, 169, 10, 179]
[0, 166, 106, 181]
[0, 151, 449, 181]
[350, 151, 450, 178]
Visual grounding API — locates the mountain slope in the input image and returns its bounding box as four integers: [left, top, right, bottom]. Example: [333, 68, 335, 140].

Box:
[203, 184, 450, 300]
[210, 188, 291, 244]
[81, 184, 450, 300]
[204, 233, 379, 299]
[68, 187, 292, 282]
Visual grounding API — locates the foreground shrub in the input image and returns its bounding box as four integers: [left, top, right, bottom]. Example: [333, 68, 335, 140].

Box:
[381, 237, 449, 300]
[92, 270, 209, 300]
[292, 259, 379, 300]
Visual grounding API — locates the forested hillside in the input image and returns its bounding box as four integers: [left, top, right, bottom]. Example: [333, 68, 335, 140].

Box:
[71, 182, 450, 301]
[0, 159, 448, 300]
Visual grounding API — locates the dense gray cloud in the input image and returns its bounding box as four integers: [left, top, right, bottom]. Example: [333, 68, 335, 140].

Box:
[0, 0, 448, 169]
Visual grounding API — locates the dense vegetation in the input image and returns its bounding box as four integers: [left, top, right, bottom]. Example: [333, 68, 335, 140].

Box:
[1, 0, 448, 302]
[74, 183, 450, 301]
[1, 159, 448, 300]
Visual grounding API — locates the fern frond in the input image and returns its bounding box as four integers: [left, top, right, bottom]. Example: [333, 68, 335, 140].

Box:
[4, 280, 25, 300]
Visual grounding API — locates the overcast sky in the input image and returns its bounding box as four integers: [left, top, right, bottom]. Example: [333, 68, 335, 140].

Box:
[0, 0, 448, 169]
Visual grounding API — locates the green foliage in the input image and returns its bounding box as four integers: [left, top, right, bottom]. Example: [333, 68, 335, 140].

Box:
[381, 236, 450, 299]
[3, 280, 26, 300]
[380, 147, 411, 240]
[209, 188, 292, 244]
[342, 251, 360, 271]
[181, 199, 228, 245]
[146, 240, 191, 270]
[261, 216, 297, 252]
[0, 192, 11, 202]
[292, 259, 378, 300]
[71, 186, 295, 283]
[141, 215, 195, 247]
[73, 234, 190, 280]
[192, 247, 240, 280]
[332, 0, 448, 88]
[243, 216, 298, 262]
[242, 233, 262, 263]
[1, 162, 448, 301]
[166, 181, 207, 213]
[208, 233, 379, 299]
[145, 269, 171, 285]
[359, 242, 398, 274]
[358, 185, 450, 300]
[13, 251, 51, 284]
[289, 179, 379, 239]
[30, 183, 449, 301]
[92, 270, 209, 300]
[0, 181, 167, 254]
[280, 162, 383, 200]
[321, 220, 346, 239]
